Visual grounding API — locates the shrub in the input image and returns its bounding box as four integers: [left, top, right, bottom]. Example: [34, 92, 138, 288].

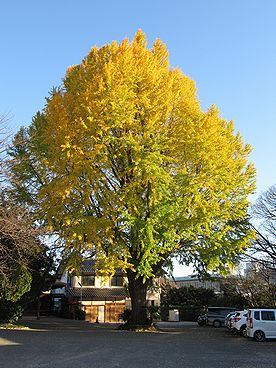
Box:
[119, 308, 132, 323]
[0, 300, 24, 323]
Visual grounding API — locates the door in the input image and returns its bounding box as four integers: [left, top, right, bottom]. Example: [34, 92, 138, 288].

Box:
[260, 310, 276, 337]
[84, 305, 98, 323]
[98, 305, 105, 323]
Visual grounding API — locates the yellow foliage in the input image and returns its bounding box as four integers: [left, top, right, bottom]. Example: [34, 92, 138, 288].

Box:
[23, 30, 255, 277]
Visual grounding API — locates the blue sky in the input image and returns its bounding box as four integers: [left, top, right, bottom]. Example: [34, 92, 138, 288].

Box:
[2, 0, 276, 197]
[1, 0, 276, 274]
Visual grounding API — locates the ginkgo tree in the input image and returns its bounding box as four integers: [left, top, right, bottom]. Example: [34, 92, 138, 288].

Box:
[9, 30, 255, 325]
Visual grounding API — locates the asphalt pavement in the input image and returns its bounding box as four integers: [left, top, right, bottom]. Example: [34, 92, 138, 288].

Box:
[0, 317, 276, 368]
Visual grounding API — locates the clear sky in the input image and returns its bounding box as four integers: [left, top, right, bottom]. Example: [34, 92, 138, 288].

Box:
[1, 0, 276, 275]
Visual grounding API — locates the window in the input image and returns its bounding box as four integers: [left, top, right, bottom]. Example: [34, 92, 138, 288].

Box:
[82, 275, 95, 286]
[67, 275, 73, 288]
[261, 311, 275, 321]
[111, 275, 123, 286]
[208, 308, 236, 317]
[254, 311, 260, 320]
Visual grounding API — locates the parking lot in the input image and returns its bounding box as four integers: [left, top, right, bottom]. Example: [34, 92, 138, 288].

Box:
[0, 317, 276, 368]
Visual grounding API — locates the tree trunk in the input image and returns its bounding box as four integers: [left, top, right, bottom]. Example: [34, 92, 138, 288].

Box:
[36, 295, 41, 320]
[127, 270, 149, 326]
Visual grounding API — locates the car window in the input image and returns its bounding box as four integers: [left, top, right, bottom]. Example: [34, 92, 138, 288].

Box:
[209, 308, 223, 314]
[208, 308, 236, 316]
[261, 311, 275, 321]
[254, 311, 260, 320]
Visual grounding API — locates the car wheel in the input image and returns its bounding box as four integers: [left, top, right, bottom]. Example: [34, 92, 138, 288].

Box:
[240, 325, 247, 337]
[254, 330, 265, 342]
[213, 320, 221, 328]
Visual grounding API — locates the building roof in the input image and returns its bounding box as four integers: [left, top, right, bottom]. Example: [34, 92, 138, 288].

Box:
[57, 258, 124, 276]
[80, 259, 124, 275]
[174, 275, 220, 282]
[174, 276, 199, 281]
[81, 259, 96, 273]
[67, 287, 127, 301]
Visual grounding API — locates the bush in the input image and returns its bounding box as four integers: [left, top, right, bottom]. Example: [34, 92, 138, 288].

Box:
[0, 300, 24, 323]
[119, 308, 132, 323]
[57, 299, 86, 320]
[147, 305, 160, 322]
[161, 284, 216, 321]
[74, 304, 86, 320]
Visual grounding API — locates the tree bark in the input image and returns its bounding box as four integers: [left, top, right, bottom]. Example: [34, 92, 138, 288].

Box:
[127, 270, 149, 326]
[36, 295, 41, 320]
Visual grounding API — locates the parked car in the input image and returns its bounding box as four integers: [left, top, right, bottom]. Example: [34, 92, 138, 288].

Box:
[247, 309, 276, 342]
[225, 311, 238, 330]
[206, 307, 237, 328]
[231, 310, 248, 336]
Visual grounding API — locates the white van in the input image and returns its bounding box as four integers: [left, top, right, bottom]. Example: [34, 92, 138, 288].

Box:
[247, 309, 276, 341]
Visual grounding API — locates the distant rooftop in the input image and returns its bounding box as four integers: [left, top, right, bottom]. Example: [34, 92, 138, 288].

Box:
[174, 275, 199, 281]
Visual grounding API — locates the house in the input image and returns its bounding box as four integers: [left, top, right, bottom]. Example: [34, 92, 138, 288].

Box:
[174, 275, 221, 293]
[53, 259, 161, 323]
